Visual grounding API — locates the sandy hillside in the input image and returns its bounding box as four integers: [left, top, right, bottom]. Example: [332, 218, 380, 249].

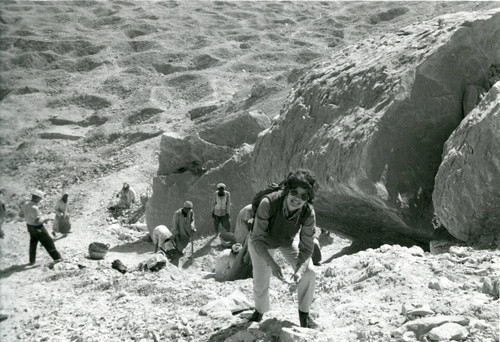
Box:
[0, 1, 499, 342]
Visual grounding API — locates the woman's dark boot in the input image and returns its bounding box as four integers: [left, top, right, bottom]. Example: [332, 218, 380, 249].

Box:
[299, 310, 318, 329]
[248, 310, 263, 322]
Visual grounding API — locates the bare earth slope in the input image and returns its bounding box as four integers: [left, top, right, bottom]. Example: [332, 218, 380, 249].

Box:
[0, 2, 499, 342]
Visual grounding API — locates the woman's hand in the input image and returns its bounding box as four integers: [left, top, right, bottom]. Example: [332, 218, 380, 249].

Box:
[270, 261, 284, 281]
[292, 272, 301, 283]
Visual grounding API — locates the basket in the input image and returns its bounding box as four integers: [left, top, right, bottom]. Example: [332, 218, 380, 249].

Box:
[88, 242, 110, 260]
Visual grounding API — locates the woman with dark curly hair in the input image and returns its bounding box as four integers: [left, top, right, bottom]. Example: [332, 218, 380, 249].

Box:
[248, 169, 319, 329]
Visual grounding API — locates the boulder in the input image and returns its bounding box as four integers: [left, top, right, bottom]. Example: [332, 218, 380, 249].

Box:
[402, 315, 469, 338]
[428, 277, 456, 291]
[433, 82, 500, 247]
[146, 107, 272, 235]
[156, 132, 232, 176]
[428, 322, 469, 341]
[250, 11, 500, 246]
[146, 135, 255, 235]
[199, 110, 271, 148]
[402, 303, 434, 317]
[481, 277, 500, 299]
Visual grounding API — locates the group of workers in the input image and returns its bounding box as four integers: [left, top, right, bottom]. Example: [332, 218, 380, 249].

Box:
[16, 182, 137, 266]
[151, 170, 322, 329]
[151, 182, 232, 261]
[17, 168, 322, 329]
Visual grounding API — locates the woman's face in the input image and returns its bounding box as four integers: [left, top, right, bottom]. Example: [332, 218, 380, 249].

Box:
[285, 186, 309, 212]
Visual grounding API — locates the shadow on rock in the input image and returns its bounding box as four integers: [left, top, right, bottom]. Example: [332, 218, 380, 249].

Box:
[0, 263, 39, 279]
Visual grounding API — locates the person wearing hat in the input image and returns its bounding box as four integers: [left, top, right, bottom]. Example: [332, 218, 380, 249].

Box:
[170, 201, 196, 256]
[211, 183, 232, 236]
[20, 190, 62, 265]
[248, 169, 319, 329]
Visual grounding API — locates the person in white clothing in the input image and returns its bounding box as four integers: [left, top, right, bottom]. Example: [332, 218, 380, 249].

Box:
[152, 225, 174, 253]
[211, 183, 231, 235]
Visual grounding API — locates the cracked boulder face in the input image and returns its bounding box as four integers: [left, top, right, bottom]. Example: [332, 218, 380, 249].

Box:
[433, 83, 500, 248]
[251, 11, 500, 247]
[199, 110, 271, 148]
[146, 109, 271, 234]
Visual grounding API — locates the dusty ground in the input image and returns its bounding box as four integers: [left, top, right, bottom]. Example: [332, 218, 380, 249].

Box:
[0, 1, 499, 342]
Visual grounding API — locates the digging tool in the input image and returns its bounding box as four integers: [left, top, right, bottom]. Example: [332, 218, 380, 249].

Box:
[190, 229, 195, 259]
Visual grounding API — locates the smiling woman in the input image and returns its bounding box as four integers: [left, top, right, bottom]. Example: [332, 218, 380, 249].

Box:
[248, 169, 319, 329]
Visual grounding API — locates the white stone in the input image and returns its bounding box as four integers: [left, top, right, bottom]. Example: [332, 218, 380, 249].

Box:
[470, 319, 490, 330]
[449, 246, 469, 258]
[379, 244, 392, 253]
[403, 315, 469, 338]
[199, 290, 253, 316]
[428, 322, 469, 341]
[409, 246, 425, 257]
[428, 277, 455, 291]
[404, 304, 434, 317]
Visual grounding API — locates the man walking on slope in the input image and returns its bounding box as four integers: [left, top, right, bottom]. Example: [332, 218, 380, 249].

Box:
[20, 190, 62, 265]
[211, 183, 231, 236]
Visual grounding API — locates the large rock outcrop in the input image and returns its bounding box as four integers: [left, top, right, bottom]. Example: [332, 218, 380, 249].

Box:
[146, 111, 271, 235]
[147, 10, 500, 244]
[251, 11, 500, 246]
[433, 83, 500, 247]
[199, 110, 271, 148]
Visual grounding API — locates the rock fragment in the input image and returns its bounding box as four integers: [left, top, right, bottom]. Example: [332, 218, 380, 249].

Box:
[428, 322, 469, 341]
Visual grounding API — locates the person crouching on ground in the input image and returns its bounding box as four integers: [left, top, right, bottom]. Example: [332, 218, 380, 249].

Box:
[152, 224, 173, 253]
[248, 169, 319, 329]
[108, 182, 137, 214]
[20, 190, 62, 265]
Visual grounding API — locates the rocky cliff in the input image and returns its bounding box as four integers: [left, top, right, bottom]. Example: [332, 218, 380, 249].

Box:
[251, 10, 500, 247]
[433, 82, 500, 248]
[147, 10, 500, 245]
